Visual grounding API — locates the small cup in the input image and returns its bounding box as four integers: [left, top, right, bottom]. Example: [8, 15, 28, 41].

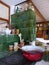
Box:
[14, 46, 18, 51]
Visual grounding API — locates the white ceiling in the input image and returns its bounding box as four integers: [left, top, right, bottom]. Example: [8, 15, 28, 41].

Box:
[1, 0, 26, 5]
[32, 0, 49, 21]
[1, 0, 49, 22]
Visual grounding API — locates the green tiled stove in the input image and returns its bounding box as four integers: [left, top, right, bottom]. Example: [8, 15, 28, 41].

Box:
[0, 34, 20, 51]
[0, 8, 36, 59]
[11, 9, 36, 42]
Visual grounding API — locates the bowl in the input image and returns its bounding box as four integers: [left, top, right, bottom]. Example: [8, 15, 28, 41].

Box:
[21, 45, 45, 61]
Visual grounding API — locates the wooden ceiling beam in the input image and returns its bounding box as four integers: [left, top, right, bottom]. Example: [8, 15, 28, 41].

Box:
[27, 0, 46, 21]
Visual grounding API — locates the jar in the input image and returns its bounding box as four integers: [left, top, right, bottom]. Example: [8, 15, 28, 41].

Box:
[14, 42, 18, 51]
[9, 45, 13, 51]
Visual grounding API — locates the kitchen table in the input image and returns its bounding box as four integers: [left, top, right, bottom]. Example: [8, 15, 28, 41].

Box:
[0, 50, 34, 65]
[0, 49, 49, 65]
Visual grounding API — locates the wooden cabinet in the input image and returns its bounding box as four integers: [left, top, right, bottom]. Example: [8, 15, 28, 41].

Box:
[36, 23, 43, 38]
[36, 21, 49, 39]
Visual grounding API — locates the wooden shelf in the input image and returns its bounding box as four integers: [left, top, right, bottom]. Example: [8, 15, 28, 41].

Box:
[36, 22, 49, 39]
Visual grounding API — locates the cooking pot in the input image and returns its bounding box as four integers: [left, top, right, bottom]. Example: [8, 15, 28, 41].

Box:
[21, 45, 45, 61]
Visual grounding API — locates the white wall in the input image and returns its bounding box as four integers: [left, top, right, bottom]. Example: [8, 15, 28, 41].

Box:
[0, 20, 7, 33]
[0, 3, 9, 20]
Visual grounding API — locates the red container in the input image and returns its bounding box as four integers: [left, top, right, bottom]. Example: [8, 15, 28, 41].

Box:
[21, 45, 45, 61]
[23, 51, 43, 61]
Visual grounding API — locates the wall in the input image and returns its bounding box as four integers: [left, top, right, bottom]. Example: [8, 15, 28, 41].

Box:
[0, 1, 10, 24]
[0, 3, 9, 20]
